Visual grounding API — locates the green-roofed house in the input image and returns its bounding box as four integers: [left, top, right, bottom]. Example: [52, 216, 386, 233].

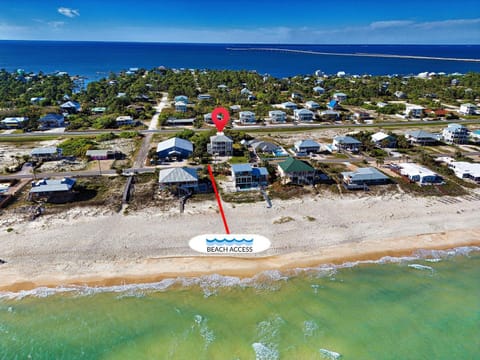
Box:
[277, 157, 316, 185]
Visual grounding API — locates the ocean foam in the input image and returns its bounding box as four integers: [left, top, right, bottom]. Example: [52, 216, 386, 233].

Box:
[319, 348, 342, 359]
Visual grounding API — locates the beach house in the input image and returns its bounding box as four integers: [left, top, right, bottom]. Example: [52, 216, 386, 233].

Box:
[459, 103, 477, 115]
[207, 133, 233, 156]
[291, 92, 303, 101]
[174, 101, 188, 113]
[239, 111, 256, 124]
[305, 101, 320, 110]
[398, 163, 443, 185]
[442, 124, 469, 144]
[341, 167, 390, 189]
[333, 93, 347, 102]
[38, 113, 65, 129]
[353, 111, 371, 122]
[405, 130, 437, 145]
[268, 110, 287, 123]
[204, 113, 213, 124]
[313, 86, 325, 94]
[280, 101, 297, 110]
[240, 88, 252, 96]
[174, 95, 188, 103]
[294, 109, 314, 122]
[332, 136, 362, 153]
[60, 101, 81, 114]
[116, 116, 135, 126]
[85, 149, 114, 160]
[250, 141, 281, 155]
[156, 137, 193, 160]
[327, 100, 340, 110]
[158, 167, 199, 192]
[230, 105, 241, 113]
[371, 132, 397, 148]
[446, 161, 480, 183]
[29, 178, 76, 203]
[197, 94, 212, 100]
[30, 147, 62, 161]
[320, 110, 340, 121]
[294, 140, 320, 155]
[231, 164, 268, 190]
[405, 105, 425, 118]
[1, 117, 28, 129]
[277, 157, 316, 185]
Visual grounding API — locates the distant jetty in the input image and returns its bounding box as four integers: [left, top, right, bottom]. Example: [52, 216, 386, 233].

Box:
[226, 47, 480, 63]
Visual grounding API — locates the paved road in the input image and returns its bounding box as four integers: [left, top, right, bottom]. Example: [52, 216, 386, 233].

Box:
[2, 119, 479, 139]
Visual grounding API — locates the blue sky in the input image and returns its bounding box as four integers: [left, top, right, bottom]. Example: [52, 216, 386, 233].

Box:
[1, 0, 479, 43]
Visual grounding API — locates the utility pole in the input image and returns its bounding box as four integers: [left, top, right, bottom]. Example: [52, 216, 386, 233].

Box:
[98, 159, 102, 175]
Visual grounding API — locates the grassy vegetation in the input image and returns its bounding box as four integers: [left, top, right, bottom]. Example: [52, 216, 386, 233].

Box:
[221, 191, 264, 203]
[229, 156, 249, 164]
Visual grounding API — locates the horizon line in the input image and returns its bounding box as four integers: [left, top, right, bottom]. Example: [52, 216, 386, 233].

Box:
[0, 39, 479, 46]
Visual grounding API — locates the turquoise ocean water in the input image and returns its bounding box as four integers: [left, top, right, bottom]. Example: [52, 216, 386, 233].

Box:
[0, 247, 479, 359]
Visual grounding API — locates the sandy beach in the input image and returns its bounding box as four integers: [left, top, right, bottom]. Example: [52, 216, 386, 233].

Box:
[1, 191, 479, 292]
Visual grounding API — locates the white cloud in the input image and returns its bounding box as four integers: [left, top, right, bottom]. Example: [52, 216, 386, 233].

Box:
[48, 21, 65, 29]
[369, 20, 414, 30]
[58, 7, 80, 18]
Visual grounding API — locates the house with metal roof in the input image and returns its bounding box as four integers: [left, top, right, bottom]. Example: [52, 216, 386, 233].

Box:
[341, 167, 390, 189]
[371, 132, 397, 148]
[277, 157, 316, 185]
[405, 130, 438, 145]
[158, 167, 198, 191]
[30, 147, 62, 161]
[305, 101, 320, 110]
[239, 111, 256, 124]
[250, 141, 280, 154]
[405, 104, 425, 118]
[442, 123, 469, 144]
[207, 133, 233, 156]
[174, 95, 188, 103]
[333, 92, 347, 102]
[280, 101, 297, 110]
[313, 86, 325, 94]
[174, 101, 188, 113]
[459, 103, 477, 115]
[320, 110, 340, 120]
[294, 109, 314, 122]
[197, 94, 212, 100]
[268, 110, 286, 123]
[116, 115, 135, 126]
[38, 113, 65, 129]
[446, 161, 480, 183]
[204, 113, 213, 124]
[231, 164, 268, 190]
[294, 140, 320, 154]
[157, 137, 193, 160]
[398, 163, 443, 185]
[332, 136, 362, 153]
[86, 149, 115, 160]
[29, 178, 76, 203]
[60, 101, 81, 113]
[1, 117, 28, 129]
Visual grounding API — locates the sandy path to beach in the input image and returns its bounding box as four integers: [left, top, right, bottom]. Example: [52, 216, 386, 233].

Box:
[0, 192, 479, 291]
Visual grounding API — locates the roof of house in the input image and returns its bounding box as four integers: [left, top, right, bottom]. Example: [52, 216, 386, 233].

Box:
[313, 86, 324, 91]
[240, 111, 255, 116]
[60, 101, 81, 109]
[116, 115, 134, 121]
[445, 123, 467, 131]
[39, 113, 64, 122]
[269, 110, 286, 115]
[281, 101, 297, 108]
[294, 108, 314, 115]
[157, 137, 193, 153]
[334, 92, 347, 97]
[399, 163, 437, 177]
[86, 149, 112, 156]
[342, 167, 389, 182]
[252, 167, 269, 176]
[251, 141, 279, 152]
[2, 117, 28, 123]
[328, 100, 339, 108]
[371, 132, 393, 142]
[159, 167, 198, 183]
[406, 130, 436, 139]
[278, 157, 315, 173]
[210, 134, 233, 143]
[305, 101, 319, 106]
[231, 163, 252, 174]
[334, 136, 361, 145]
[30, 178, 76, 193]
[31, 147, 59, 155]
[295, 140, 320, 148]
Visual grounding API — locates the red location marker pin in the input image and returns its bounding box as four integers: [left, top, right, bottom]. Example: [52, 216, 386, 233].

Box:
[211, 107, 230, 133]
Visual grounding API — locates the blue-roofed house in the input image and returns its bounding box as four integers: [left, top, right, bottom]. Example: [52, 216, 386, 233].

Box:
[30, 147, 62, 161]
[158, 167, 199, 192]
[174, 95, 188, 103]
[60, 101, 81, 113]
[294, 109, 314, 122]
[38, 113, 65, 129]
[294, 140, 320, 154]
[231, 163, 268, 190]
[327, 100, 340, 110]
[174, 101, 188, 112]
[156, 137, 194, 160]
[333, 136, 362, 153]
[29, 178, 76, 203]
[280, 101, 297, 110]
[239, 111, 256, 124]
[341, 167, 390, 189]
[442, 124, 469, 144]
[268, 110, 287, 123]
[305, 101, 320, 110]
